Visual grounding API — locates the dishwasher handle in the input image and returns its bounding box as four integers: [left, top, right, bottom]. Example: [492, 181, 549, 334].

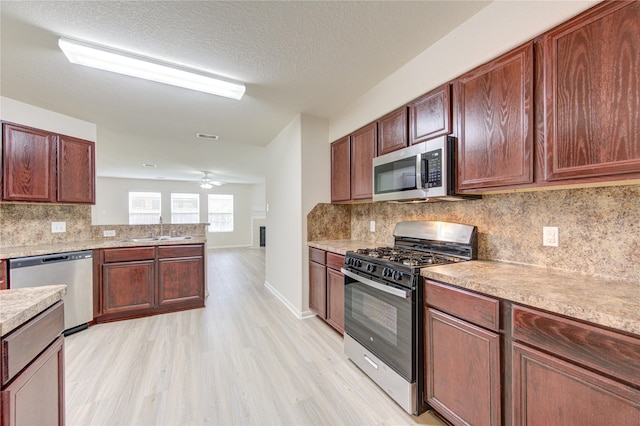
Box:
[41, 255, 71, 263]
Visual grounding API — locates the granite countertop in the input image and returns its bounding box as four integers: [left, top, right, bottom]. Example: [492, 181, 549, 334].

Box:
[0, 236, 207, 260]
[0, 285, 67, 336]
[421, 260, 640, 336]
[308, 239, 378, 255]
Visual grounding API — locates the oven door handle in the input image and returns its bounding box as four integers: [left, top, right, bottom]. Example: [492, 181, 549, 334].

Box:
[341, 268, 411, 299]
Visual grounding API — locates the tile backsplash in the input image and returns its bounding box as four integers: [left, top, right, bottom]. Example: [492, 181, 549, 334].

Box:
[308, 185, 640, 282]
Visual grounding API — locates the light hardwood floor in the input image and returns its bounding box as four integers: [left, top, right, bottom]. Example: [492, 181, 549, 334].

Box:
[65, 248, 445, 425]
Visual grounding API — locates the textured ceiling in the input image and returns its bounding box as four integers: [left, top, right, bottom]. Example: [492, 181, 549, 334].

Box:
[0, 1, 489, 184]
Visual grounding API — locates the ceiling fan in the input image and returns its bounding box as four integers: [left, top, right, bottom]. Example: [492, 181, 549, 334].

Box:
[199, 171, 224, 189]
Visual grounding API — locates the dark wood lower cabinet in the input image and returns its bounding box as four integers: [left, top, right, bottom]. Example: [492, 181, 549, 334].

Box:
[309, 259, 327, 319]
[102, 260, 155, 315]
[326, 267, 344, 334]
[425, 308, 501, 426]
[95, 244, 205, 322]
[512, 342, 640, 426]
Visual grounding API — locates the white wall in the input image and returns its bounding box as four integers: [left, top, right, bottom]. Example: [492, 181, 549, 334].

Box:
[93, 176, 260, 247]
[265, 114, 330, 317]
[328, 0, 600, 141]
[0, 96, 96, 141]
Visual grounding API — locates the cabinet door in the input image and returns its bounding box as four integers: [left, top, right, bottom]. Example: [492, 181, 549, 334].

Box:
[0, 259, 6, 290]
[409, 83, 452, 145]
[102, 261, 155, 315]
[1, 335, 64, 426]
[455, 43, 534, 191]
[57, 135, 95, 204]
[425, 308, 501, 426]
[157, 257, 204, 307]
[330, 136, 350, 202]
[377, 106, 408, 155]
[512, 343, 640, 426]
[309, 260, 327, 318]
[350, 123, 377, 200]
[326, 267, 344, 334]
[543, 1, 640, 181]
[2, 123, 56, 202]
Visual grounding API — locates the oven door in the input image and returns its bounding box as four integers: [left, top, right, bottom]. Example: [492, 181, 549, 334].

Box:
[342, 268, 415, 381]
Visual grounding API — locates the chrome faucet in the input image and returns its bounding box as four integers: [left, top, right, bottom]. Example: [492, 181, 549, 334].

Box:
[159, 216, 163, 237]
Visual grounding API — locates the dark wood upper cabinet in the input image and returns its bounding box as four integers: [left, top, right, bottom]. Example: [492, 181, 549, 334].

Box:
[57, 135, 95, 204]
[377, 106, 408, 155]
[2, 123, 56, 202]
[543, 0, 640, 181]
[455, 43, 534, 191]
[2, 122, 96, 204]
[409, 83, 452, 145]
[350, 122, 377, 200]
[330, 136, 350, 202]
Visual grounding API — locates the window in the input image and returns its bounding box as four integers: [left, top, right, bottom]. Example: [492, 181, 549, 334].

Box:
[208, 194, 233, 232]
[171, 193, 199, 223]
[129, 191, 161, 224]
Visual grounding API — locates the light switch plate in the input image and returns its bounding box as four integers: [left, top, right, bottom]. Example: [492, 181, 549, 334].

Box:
[103, 230, 116, 237]
[51, 221, 66, 233]
[543, 226, 558, 247]
[370, 221, 376, 232]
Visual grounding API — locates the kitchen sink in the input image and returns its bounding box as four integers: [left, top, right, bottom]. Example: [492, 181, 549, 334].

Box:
[120, 236, 193, 243]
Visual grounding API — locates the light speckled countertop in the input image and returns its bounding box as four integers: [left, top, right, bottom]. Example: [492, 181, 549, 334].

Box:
[0, 285, 67, 336]
[0, 236, 207, 260]
[421, 261, 640, 336]
[308, 239, 377, 256]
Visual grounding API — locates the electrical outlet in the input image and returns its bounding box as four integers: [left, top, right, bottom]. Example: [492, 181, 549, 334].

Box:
[51, 221, 66, 233]
[103, 230, 116, 237]
[543, 226, 558, 247]
[370, 221, 376, 232]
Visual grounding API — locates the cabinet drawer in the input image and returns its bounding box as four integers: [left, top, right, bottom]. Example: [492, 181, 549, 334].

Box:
[309, 247, 326, 265]
[326, 253, 345, 270]
[512, 305, 640, 386]
[1, 301, 64, 386]
[158, 244, 203, 259]
[425, 280, 499, 331]
[103, 247, 156, 263]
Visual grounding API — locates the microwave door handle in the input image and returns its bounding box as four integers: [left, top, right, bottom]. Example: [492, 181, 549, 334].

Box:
[416, 154, 424, 189]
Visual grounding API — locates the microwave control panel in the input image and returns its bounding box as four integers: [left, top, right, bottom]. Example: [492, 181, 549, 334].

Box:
[424, 149, 443, 189]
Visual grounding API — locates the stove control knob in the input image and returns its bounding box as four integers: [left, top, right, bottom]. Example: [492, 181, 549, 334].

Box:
[356, 259, 362, 268]
[366, 264, 376, 273]
[345, 258, 352, 266]
[382, 267, 391, 278]
[393, 270, 403, 281]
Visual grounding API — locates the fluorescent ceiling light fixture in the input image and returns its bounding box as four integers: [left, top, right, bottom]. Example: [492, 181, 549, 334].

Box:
[58, 37, 245, 100]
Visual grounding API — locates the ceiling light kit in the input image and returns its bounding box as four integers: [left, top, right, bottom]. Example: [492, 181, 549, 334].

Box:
[199, 172, 224, 189]
[58, 37, 246, 100]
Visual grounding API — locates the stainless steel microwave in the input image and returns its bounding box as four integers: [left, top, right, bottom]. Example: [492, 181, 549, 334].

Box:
[373, 135, 476, 202]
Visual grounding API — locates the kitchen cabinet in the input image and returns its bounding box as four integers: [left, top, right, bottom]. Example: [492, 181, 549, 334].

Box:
[308, 247, 344, 334]
[350, 123, 377, 200]
[454, 43, 534, 192]
[511, 304, 640, 425]
[1, 302, 65, 426]
[424, 280, 501, 426]
[101, 247, 156, 317]
[330, 136, 350, 202]
[325, 253, 345, 334]
[157, 245, 205, 307]
[0, 260, 6, 290]
[542, 1, 640, 182]
[95, 244, 205, 322]
[330, 123, 377, 202]
[1, 122, 95, 204]
[309, 247, 327, 318]
[377, 106, 408, 155]
[409, 83, 452, 145]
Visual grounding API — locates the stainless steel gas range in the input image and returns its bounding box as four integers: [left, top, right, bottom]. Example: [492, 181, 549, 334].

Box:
[342, 220, 477, 415]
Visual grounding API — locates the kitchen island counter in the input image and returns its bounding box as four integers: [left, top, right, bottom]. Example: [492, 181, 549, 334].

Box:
[0, 284, 67, 336]
[421, 260, 639, 336]
[0, 236, 206, 260]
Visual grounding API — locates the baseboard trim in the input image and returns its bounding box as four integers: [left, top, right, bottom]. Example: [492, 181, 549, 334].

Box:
[264, 280, 315, 320]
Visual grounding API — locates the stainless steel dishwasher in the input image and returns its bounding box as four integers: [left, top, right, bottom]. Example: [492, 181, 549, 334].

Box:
[9, 250, 93, 335]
